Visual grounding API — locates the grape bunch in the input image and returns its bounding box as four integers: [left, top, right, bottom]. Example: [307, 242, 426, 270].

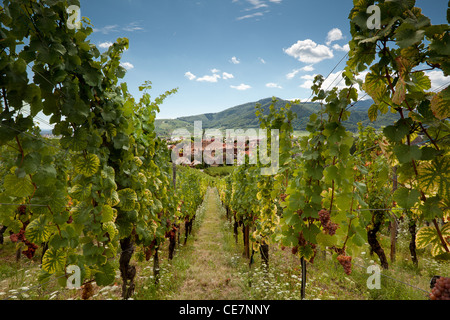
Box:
[430, 277, 450, 300]
[18, 205, 27, 215]
[81, 283, 94, 300]
[318, 209, 339, 236]
[9, 221, 39, 259]
[22, 242, 38, 259]
[337, 255, 352, 275]
[9, 229, 25, 243]
[291, 232, 306, 255]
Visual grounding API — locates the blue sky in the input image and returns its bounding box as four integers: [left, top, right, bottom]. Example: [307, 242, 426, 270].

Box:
[74, 0, 449, 120]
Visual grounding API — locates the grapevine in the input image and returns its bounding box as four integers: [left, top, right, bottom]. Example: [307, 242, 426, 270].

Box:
[0, 0, 207, 300]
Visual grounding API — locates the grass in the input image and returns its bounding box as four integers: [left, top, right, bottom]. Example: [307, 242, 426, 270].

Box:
[293, 131, 310, 138]
[203, 166, 235, 178]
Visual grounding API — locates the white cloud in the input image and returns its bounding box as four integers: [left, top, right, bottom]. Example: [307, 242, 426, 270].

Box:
[287, 66, 314, 80]
[186, 70, 234, 82]
[98, 41, 113, 49]
[222, 72, 234, 80]
[326, 28, 344, 46]
[230, 83, 252, 91]
[301, 74, 317, 81]
[239, 0, 282, 10]
[333, 43, 350, 52]
[426, 70, 450, 92]
[284, 39, 334, 64]
[259, 57, 266, 64]
[301, 65, 315, 72]
[245, 0, 268, 9]
[123, 22, 144, 32]
[299, 80, 314, 90]
[93, 25, 119, 34]
[243, 2, 268, 10]
[321, 71, 345, 90]
[120, 62, 134, 70]
[230, 56, 241, 64]
[233, 0, 281, 20]
[266, 83, 283, 89]
[197, 74, 221, 83]
[93, 22, 144, 34]
[286, 69, 301, 80]
[185, 72, 196, 81]
[236, 11, 266, 20]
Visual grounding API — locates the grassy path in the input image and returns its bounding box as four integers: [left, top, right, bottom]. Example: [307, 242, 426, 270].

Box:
[169, 188, 246, 300]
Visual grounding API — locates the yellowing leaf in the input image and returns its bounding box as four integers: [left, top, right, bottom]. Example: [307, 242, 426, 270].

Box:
[25, 215, 53, 244]
[101, 205, 116, 223]
[42, 248, 66, 274]
[417, 224, 450, 257]
[107, 190, 120, 207]
[73, 154, 100, 177]
[3, 174, 35, 198]
[69, 183, 92, 200]
[430, 92, 450, 120]
[102, 221, 118, 240]
[392, 77, 406, 105]
[118, 188, 138, 211]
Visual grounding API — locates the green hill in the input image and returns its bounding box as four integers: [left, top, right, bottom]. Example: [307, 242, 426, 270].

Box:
[155, 97, 400, 136]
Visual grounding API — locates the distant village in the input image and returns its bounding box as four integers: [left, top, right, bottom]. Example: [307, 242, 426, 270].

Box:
[167, 136, 262, 168]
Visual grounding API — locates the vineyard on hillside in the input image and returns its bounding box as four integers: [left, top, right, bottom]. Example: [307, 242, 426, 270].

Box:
[0, 0, 449, 302]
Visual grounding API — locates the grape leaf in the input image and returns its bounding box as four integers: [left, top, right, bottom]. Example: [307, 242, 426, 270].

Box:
[42, 248, 66, 274]
[394, 188, 420, 209]
[95, 262, 116, 286]
[25, 215, 53, 244]
[3, 174, 35, 198]
[73, 153, 100, 177]
[417, 224, 450, 257]
[394, 145, 422, 164]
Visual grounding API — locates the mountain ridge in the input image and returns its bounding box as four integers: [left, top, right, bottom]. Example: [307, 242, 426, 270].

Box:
[155, 97, 399, 136]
